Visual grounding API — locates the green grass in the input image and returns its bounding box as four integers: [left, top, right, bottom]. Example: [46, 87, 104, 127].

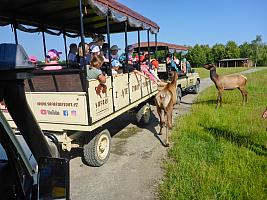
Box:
[194, 67, 250, 79]
[159, 69, 267, 200]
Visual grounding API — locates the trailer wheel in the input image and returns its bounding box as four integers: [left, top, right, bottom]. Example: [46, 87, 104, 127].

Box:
[136, 104, 151, 125]
[192, 80, 200, 94]
[83, 129, 111, 167]
[176, 87, 182, 104]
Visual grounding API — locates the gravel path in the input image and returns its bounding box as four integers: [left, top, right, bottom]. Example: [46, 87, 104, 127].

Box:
[69, 67, 265, 200]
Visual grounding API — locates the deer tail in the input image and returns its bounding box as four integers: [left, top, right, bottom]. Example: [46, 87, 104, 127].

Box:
[241, 75, 247, 80]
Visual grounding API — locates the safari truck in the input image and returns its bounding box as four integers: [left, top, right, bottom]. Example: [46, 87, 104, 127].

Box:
[133, 42, 200, 103]
[0, 44, 70, 199]
[0, 0, 160, 167]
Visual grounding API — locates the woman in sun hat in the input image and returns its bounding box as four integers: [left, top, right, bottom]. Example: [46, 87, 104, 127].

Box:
[43, 49, 63, 70]
[110, 45, 121, 60]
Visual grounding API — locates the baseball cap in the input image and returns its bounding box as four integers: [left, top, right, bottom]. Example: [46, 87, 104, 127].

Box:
[111, 59, 122, 67]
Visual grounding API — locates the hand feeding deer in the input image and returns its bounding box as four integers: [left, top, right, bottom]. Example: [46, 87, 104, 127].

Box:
[203, 64, 248, 108]
[155, 72, 178, 147]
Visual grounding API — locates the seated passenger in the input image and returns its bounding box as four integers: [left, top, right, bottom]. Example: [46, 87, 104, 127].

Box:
[166, 54, 185, 76]
[110, 45, 121, 60]
[29, 55, 37, 66]
[90, 44, 101, 56]
[87, 54, 106, 84]
[186, 60, 192, 73]
[181, 58, 187, 74]
[77, 42, 90, 67]
[43, 49, 63, 70]
[102, 43, 109, 60]
[111, 59, 122, 75]
[173, 56, 180, 67]
[140, 53, 161, 84]
[68, 43, 78, 65]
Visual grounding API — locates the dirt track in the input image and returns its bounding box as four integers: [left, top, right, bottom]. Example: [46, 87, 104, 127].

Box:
[69, 68, 264, 200]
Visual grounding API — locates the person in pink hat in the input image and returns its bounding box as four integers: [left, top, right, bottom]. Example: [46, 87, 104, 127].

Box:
[28, 55, 37, 65]
[43, 49, 63, 70]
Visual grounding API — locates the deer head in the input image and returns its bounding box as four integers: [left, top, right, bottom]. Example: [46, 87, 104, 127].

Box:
[203, 63, 216, 70]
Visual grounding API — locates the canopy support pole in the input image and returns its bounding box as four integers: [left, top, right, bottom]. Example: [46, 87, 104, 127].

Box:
[124, 21, 131, 104]
[13, 23, 18, 44]
[124, 21, 128, 71]
[137, 29, 141, 70]
[79, 0, 86, 71]
[155, 33, 158, 59]
[106, 10, 115, 112]
[137, 29, 143, 98]
[78, 0, 91, 123]
[147, 30, 150, 61]
[63, 31, 69, 67]
[106, 11, 112, 76]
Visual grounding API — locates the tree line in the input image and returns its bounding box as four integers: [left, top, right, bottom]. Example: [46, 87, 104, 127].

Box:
[182, 35, 267, 67]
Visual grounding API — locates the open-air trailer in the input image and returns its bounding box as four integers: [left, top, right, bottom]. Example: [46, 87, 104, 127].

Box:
[0, 0, 160, 166]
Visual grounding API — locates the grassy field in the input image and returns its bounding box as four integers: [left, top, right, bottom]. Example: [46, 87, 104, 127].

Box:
[194, 67, 250, 79]
[159, 69, 267, 200]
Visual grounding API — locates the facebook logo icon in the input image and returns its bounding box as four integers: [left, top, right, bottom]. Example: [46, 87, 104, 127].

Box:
[63, 110, 68, 116]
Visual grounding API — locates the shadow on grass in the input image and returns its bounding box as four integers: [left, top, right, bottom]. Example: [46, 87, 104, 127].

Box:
[195, 99, 217, 105]
[204, 126, 267, 156]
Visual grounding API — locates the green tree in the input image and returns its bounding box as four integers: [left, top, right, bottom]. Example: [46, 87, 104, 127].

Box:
[225, 40, 240, 58]
[211, 43, 225, 63]
[239, 42, 253, 58]
[201, 44, 214, 64]
[187, 44, 206, 67]
[251, 35, 263, 66]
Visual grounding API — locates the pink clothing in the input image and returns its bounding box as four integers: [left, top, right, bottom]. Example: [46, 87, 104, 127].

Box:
[43, 61, 62, 70]
[141, 64, 157, 83]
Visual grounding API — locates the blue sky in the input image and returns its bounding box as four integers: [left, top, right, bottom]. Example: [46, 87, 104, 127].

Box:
[0, 0, 266, 61]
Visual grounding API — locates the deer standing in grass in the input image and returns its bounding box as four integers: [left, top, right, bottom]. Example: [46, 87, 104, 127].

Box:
[155, 72, 178, 147]
[203, 64, 248, 108]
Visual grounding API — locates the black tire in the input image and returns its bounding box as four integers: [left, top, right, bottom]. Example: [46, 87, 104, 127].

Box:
[176, 87, 182, 104]
[139, 106, 151, 125]
[192, 80, 200, 94]
[83, 129, 111, 167]
[135, 104, 151, 125]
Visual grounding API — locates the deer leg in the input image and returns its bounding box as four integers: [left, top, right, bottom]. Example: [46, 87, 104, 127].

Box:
[165, 117, 169, 147]
[165, 105, 173, 147]
[166, 104, 174, 129]
[239, 87, 248, 105]
[156, 106, 163, 135]
[216, 90, 223, 109]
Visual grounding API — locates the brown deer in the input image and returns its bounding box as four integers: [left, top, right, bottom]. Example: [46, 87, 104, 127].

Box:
[203, 64, 248, 108]
[155, 72, 178, 147]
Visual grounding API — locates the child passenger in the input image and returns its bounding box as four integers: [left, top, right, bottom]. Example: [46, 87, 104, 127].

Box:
[68, 43, 77, 64]
[43, 49, 63, 70]
[87, 54, 106, 84]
